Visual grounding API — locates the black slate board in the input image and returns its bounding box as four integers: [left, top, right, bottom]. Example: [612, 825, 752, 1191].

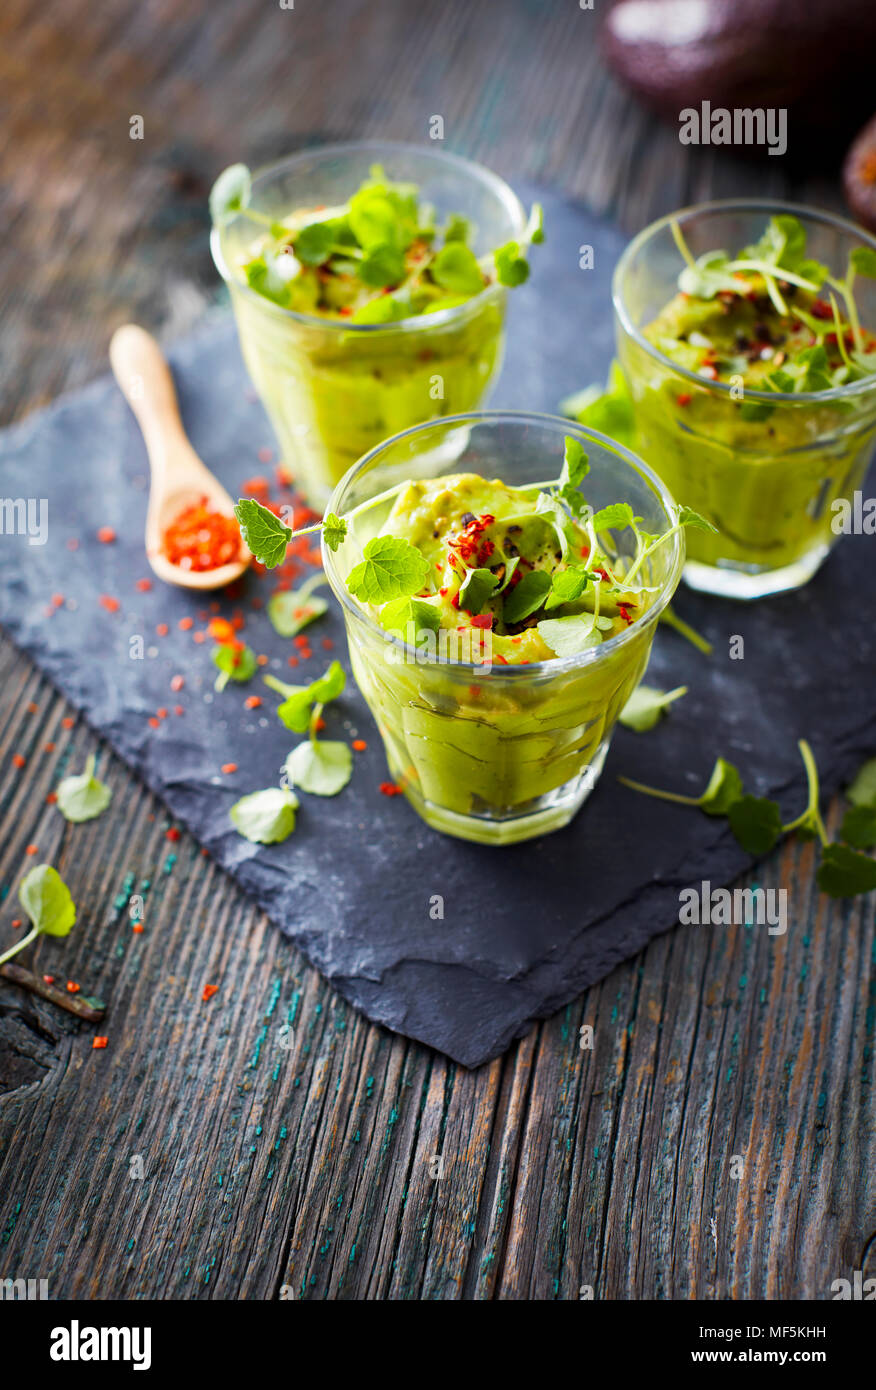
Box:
[1, 187, 874, 1068]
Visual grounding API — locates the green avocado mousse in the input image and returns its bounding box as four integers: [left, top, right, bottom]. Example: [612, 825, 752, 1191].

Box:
[235, 414, 702, 845]
[210, 142, 541, 508]
[606, 201, 876, 599]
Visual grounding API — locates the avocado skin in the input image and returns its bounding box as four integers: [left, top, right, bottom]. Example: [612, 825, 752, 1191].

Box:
[601, 0, 876, 134]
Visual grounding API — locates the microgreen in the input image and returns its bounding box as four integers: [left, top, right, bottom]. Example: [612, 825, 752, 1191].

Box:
[620, 755, 743, 816]
[284, 739, 353, 797]
[0, 864, 76, 968]
[544, 566, 591, 611]
[817, 843, 876, 898]
[457, 567, 500, 615]
[432, 242, 484, 296]
[846, 756, 876, 808]
[55, 755, 112, 823]
[267, 573, 329, 637]
[265, 660, 346, 733]
[379, 596, 442, 635]
[209, 164, 253, 223]
[230, 787, 299, 844]
[503, 570, 552, 624]
[839, 804, 876, 850]
[346, 536, 431, 603]
[213, 642, 257, 692]
[618, 684, 687, 732]
[536, 612, 613, 656]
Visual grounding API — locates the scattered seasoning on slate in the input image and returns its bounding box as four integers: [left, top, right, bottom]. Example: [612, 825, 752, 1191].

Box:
[66, 981, 80, 994]
[97, 527, 116, 544]
[202, 984, 219, 1002]
[62, 716, 74, 729]
[12, 754, 25, 768]
[379, 782, 403, 797]
[92, 1036, 108, 1049]
[352, 740, 367, 752]
[25, 844, 38, 855]
[99, 595, 120, 613]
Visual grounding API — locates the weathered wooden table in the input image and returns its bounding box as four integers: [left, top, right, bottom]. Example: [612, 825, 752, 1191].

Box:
[1, 0, 873, 1299]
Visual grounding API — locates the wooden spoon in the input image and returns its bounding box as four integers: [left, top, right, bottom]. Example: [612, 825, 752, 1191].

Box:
[109, 324, 250, 590]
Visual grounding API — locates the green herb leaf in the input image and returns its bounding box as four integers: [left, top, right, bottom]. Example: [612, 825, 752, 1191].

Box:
[850, 247, 876, 279]
[20, 864, 76, 937]
[494, 240, 529, 288]
[678, 506, 717, 533]
[209, 164, 252, 223]
[619, 684, 687, 732]
[359, 243, 406, 288]
[284, 740, 353, 796]
[294, 220, 336, 266]
[234, 498, 292, 569]
[699, 758, 745, 815]
[55, 755, 112, 824]
[847, 756, 876, 808]
[839, 805, 876, 850]
[503, 569, 552, 623]
[537, 612, 604, 657]
[443, 213, 470, 244]
[544, 566, 591, 611]
[213, 643, 257, 691]
[349, 291, 412, 324]
[379, 596, 441, 635]
[322, 513, 347, 551]
[458, 567, 500, 614]
[346, 536, 430, 603]
[816, 843, 876, 898]
[727, 795, 783, 854]
[230, 787, 299, 844]
[431, 242, 484, 296]
[591, 502, 635, 533]
[267, 583, 328, 638]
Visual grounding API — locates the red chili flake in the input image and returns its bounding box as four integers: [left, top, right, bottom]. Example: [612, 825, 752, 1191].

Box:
[193, 631, 206, 644]
[468, 686, 481, 699]
[27, 701, 38, 713]
[471, 614, 492, 629]
[46, 792, 57, 804]
[25, 843, 38, 855]
[208, 617, 235, 643]
[314, 716, 326, 732]
[258, 446, 274, 464]
[677, 393, 691, 407]
[156, 707, 168, 720]
[256, 654, 268, 666]
[162, 497, 243, 572]
[62, 716, 74, 729]
[221, 763, 237, 775]
[44, 741, 55, 752]
[135, 577, 152, 592]
[156, 623, 169, 637]
[338, 306, 352, 317]
[52, 593, 65, 608]
[293, 635, 309, 649]
[12, 753, 25, 768]
[178, 616, 194, 631]
[174, 705, 184, 716]
[379, 781, 403, 796]
[92, 1036, 108, 1049]
[617, 603, 634, 625]
[11, 919, 22, 929]
[66, 980, 80, 994]
[811, 298, 832, 320]
[148, 717, 160, 729]
[97, 527, 116, 544]
[202, 984, 219, 1002]
[287, 656, 299, 667]
[243, 476, 270, 496]
[43, 974, 55, 984]
[170, 674, 185, 692]
[99, 595, 120, 613]
[321, 637, 333, 650]
[495, 654, 509, 665]
[165, 827, 181, 841]
[244, 695, 262, 709]
[132, 922, 144, 934]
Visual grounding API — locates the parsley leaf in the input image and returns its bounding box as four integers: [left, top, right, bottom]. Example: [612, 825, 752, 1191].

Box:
[346, 536, 430, 603]
[230, 787, 299, 844]
[503, 569, 552, 623]
[816, 843, 876, 898]
[284, 740, 353, 797]
[234, 498, 292, 569]
[618, 684, 687, 732]
[55, 755, 112, 824]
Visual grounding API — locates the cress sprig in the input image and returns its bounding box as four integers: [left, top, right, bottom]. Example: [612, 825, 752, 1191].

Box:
[670, 213, 876, 387]
[620, 740, 876, 900]
[210, 162, 544, 321]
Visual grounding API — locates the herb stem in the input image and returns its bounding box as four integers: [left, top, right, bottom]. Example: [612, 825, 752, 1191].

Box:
[0, 925, 40, 969]
[783, 738, 828, 846]
[659, 604, 713, 655]
[309, 702, 325, 747]
[670, 219, 697, 270]
[617, 775, 701, 807]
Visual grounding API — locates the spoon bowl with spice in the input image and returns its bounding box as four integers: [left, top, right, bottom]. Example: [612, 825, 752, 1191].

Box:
[109, 324, 251, 590]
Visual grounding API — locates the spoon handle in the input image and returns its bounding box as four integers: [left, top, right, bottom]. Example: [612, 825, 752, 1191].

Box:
[109, 324, 187, 472]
